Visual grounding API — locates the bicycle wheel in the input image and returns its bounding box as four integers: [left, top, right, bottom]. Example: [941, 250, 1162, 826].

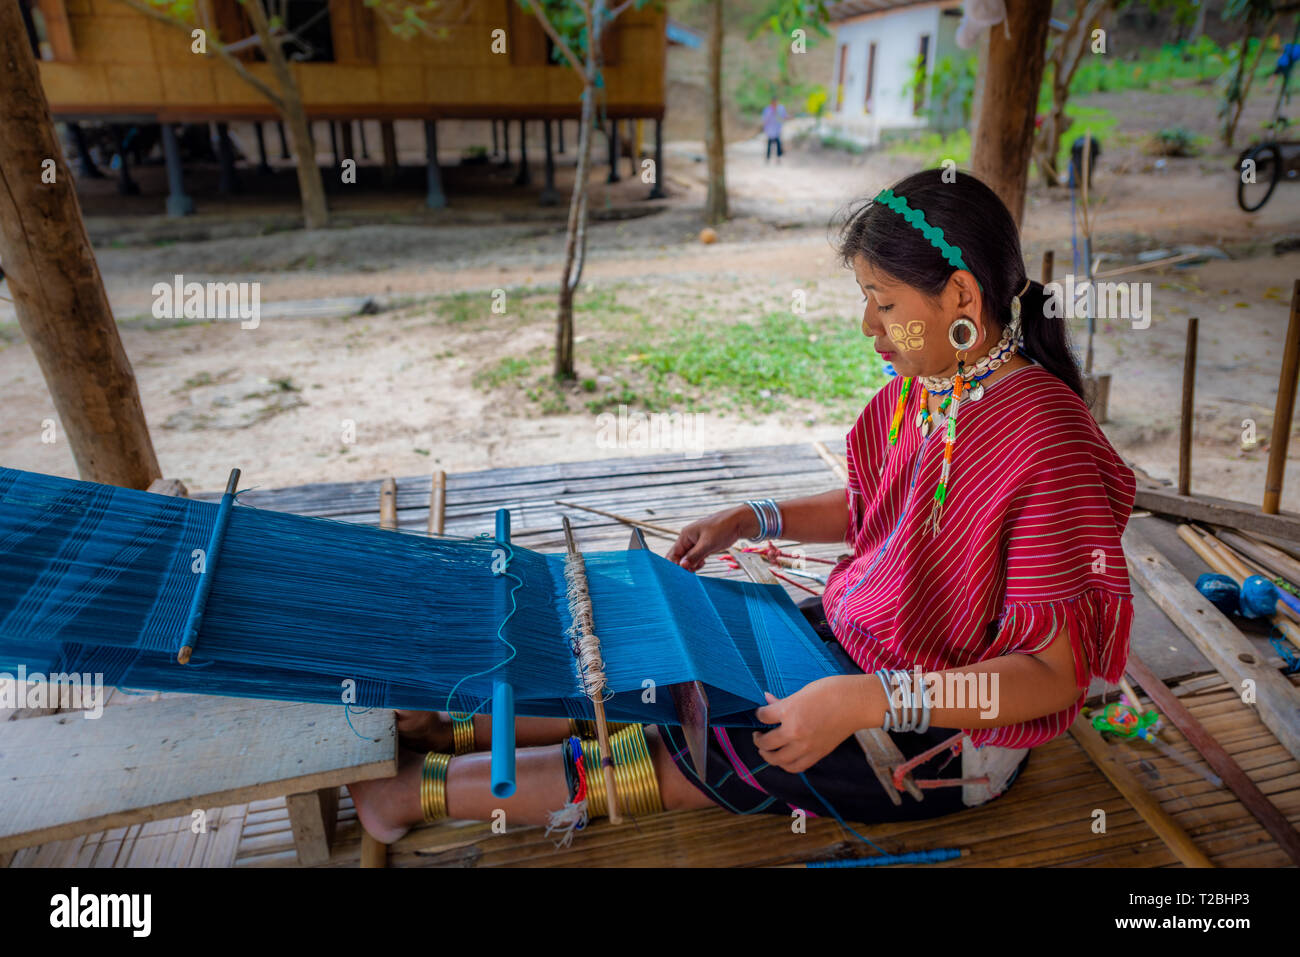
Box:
[1237, 143, 1282, 212]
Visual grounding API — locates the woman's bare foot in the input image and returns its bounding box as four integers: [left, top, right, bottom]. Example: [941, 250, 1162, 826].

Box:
[348, 749, 426, 844]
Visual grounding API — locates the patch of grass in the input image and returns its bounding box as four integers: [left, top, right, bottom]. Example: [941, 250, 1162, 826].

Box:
[628, 312, 887, 416]
[473, 356, 537, 390]
[885, 128, 971, 167]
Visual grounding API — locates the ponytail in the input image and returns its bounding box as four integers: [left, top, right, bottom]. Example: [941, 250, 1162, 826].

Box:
[1015, 278, 1086, 401]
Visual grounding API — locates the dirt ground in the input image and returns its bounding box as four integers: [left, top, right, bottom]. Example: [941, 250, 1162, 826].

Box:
[1, 84, 1299, 509]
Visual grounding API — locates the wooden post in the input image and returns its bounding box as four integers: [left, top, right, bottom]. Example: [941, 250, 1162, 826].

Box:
[540, 120, 559, 206]
[160, 123, 194, 217]
[216, 122, 240, 194]
[424, 120, 446, 208]
[254, 122, 273, 174]
[1264, 281, 1300, 514]
[1179, 317, 1198, 497]
[971, 0, 1053, 227]
[340, 120, 355, 162]
[514, 119, 532, 186]
[649, 117, 665, 200]
[286, 787, 339, 866]
[1041, 249, 1054, 284]
[428, 470, 446, 536]
[0, 7, 161, 489]
[606, 119, 620, 184]
[380, 120, 397, 187]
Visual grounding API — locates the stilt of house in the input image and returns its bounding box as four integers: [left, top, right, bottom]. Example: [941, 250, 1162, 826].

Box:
[160, 122, 194, 217]
[67, 122, 103, 178]
[254, 121, 273, 174]
[329, 121, 341, 168]
[424, 119, 446, 208]
[606, 120, 620, 183]
[216, 122, 240, 194]
[500, 118, 511, 166]
[649, 117, 665, 199]
[558, 118, 565, 154]
[491, 118, 499, 157]
[112, 125, 139, 196]
[277, 120, 290, 159]
[341, 121, 355, 162]
[358, 120, 369, 159]
[381, 120, 397, 187]
[540, 120, 559, 206]
[514, 119, 531, 186]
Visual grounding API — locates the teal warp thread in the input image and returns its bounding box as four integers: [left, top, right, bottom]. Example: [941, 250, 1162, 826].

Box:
[442, 538, 522, 719]
[0, 466, 852, 729]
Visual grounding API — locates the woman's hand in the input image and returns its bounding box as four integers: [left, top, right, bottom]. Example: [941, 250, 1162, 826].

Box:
[666, 505, 755, 571]
[752, 676, 881, 773]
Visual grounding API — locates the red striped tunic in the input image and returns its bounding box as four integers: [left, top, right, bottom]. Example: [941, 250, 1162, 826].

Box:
[822, 363, 1137, 748]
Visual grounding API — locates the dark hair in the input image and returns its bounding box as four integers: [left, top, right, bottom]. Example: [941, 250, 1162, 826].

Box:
[836, 168, 1084, 399]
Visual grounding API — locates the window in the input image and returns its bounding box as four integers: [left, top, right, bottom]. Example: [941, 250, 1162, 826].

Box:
[283, 0, 335, 62]
[913, 34, 930, 115]
[864, 41, 876, 113]
[20, 0, 74, 62]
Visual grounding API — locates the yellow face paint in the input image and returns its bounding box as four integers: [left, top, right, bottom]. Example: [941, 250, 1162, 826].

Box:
[887, 321, 926, 352]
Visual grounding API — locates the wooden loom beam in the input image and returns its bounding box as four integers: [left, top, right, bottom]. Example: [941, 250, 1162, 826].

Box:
[1132, 487, 1300, 543]
[1263, 280, 1300, 515]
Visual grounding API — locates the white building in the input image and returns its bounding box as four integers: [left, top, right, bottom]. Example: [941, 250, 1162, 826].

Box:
[826, 0, 968, 145]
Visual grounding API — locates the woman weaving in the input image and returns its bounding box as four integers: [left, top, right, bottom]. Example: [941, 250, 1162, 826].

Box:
[349, 169, 1136, 841]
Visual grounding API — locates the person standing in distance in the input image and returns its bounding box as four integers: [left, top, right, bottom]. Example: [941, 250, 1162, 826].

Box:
[762, 95, 788, 164]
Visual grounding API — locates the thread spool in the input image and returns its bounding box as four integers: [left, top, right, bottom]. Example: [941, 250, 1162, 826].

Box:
[490, 507, 516, 799]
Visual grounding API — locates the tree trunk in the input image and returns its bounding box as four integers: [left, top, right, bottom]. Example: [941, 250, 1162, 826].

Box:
[553, 1, 603, 380]
[704, 0, 728, 225]
[0, 2, 160, 488]
[972, 0, 1052, 227]
[244, 0, 328, 229]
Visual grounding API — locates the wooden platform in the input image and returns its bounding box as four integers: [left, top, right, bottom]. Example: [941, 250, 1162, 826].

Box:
[3, 442, 1299, 868]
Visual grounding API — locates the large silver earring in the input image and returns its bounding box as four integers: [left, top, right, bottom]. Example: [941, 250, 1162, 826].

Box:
[948, 317, 978, 350]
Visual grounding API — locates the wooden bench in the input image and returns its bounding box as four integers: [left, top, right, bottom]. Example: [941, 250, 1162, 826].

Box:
[0, 691, 395, 864]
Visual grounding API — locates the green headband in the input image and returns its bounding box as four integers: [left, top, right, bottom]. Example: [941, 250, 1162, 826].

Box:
[873, 188, 976, 281]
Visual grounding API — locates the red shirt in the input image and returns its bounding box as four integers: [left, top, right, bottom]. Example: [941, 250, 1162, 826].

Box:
[822, 364, 1136, 748]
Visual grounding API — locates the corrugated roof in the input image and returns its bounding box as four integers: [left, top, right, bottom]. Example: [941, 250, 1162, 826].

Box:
[827, 0, 960, 23]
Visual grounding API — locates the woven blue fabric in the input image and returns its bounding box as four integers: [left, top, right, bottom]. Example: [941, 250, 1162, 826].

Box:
[0, 468, 851, 725]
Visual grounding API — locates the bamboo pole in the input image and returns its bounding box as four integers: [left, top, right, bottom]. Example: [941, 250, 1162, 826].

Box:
[1178, 525, 1300, 648]
[1263, 281, 1300, 514]
[428, 470, 446, 536]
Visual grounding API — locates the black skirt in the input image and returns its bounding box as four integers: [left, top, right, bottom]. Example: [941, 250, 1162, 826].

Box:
[657, 597, 1028, 824]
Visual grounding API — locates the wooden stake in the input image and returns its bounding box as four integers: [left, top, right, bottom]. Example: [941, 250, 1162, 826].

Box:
[1264, 281, 1300, 514]
[561, 517, 621, 825]
[1178, 317, 1198, 497]
[1041, 249, 1054, 284]
[428, 470, 446, 536]
[379, 477, 397, 531]
[1219, 528, 1300, 585]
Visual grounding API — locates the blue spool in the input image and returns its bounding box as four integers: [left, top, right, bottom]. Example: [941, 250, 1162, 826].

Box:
[1240, 575, 1278, 619]
[1195, 572, 1239, 617]
[178, 469, 240, 664]
[491, 508, 517, 799]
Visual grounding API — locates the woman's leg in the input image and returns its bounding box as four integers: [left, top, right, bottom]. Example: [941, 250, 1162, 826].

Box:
[395, 709, 570, 752]
[350, 724, 715, 843]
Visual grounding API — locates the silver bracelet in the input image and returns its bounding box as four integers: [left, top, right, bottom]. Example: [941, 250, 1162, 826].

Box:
[743, 498, 783, 541]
